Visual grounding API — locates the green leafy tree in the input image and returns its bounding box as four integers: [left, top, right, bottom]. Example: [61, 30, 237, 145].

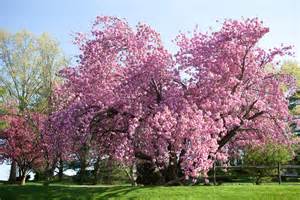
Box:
[279, 61, 300, 115]
[244, 142, 293, 185]
[0, 30, 67, 113]
[281, 61, 300, 88]
[0, 87, 9, 130]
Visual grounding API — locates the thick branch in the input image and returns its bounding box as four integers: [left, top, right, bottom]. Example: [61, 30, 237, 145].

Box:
[217, 110, 265, 151]
[135, 151, 152, 161]
[217, 125, 240, 151]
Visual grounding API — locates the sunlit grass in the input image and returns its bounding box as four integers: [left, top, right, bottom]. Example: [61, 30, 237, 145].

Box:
[0, 183, 300, 200]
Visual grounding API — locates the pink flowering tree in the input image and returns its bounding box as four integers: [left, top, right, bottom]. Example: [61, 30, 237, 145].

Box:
[0, 112, 45, 185]
[176, 18, 294, 158]
[39, 111, 71, 182]
[53, 17, 294, 185]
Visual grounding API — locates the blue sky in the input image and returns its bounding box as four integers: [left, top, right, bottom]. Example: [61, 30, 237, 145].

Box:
[0, 0, 300, 180]
[0, 0, 299, 59]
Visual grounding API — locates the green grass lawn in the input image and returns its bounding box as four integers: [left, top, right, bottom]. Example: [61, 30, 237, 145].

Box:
[0, 183, 299, 200]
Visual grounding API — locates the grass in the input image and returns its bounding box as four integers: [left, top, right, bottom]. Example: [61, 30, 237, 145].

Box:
[0, 183, 300, 200]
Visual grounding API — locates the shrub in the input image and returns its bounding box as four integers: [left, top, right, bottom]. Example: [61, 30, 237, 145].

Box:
[243, 142, 293, 184]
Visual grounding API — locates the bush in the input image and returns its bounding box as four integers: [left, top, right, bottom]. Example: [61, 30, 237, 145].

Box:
[243, 142, 293, 184]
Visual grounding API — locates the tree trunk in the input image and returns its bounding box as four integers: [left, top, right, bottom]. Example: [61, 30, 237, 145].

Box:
[278, 162, 282, 184]
[255, 176, 262, 185]
[106, 159, 113, 184]
[79, 155, 87, 184]
[34, 171, 41, 181]
[49, 162, 56, 179]
[58, 158, 64, 181]
[20, 174, 26, 185]
[164, 150, 180, 185]
[8, 160, 17, 184]
[18, 168, 22, 179]
[93, 158, 100, 185]
[165, 159, 178, 182]
[255, 171, 262, 185]
[131, 162, 137, 186]
[44, 161, 56, 185]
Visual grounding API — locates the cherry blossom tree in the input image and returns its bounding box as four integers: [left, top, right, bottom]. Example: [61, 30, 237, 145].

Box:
[39, 111, 70, 182]
[53, 16, 294, 185]
[0, 112, 45, 185]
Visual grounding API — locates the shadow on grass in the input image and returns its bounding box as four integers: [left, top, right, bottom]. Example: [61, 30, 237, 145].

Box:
[0, 184, 142, 200]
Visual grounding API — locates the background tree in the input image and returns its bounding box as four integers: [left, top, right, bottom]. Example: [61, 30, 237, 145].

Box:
[0, 30, 67, 183]
[278, 61, 300, 172]
[279, 61, 300, 117]
[281, 61, 300, 87]
[0, 112, 45, 185]
[244, 141, 293, 185]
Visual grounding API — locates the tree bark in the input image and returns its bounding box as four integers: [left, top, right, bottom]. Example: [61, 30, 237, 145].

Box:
[58, 158, 64, 181]
[20, 175, 26, 185]
[130, 162, 138, 186]
[79, 162, 86, 184]
[79, 154, 87, 184]
[106, 159, 113, 185]
[278, 163, 282, 184]
[44, 161, 56, 185]
[93, 158, 100, 185]
[8, 160, 17, 184]
[165, 152, 179, 183]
